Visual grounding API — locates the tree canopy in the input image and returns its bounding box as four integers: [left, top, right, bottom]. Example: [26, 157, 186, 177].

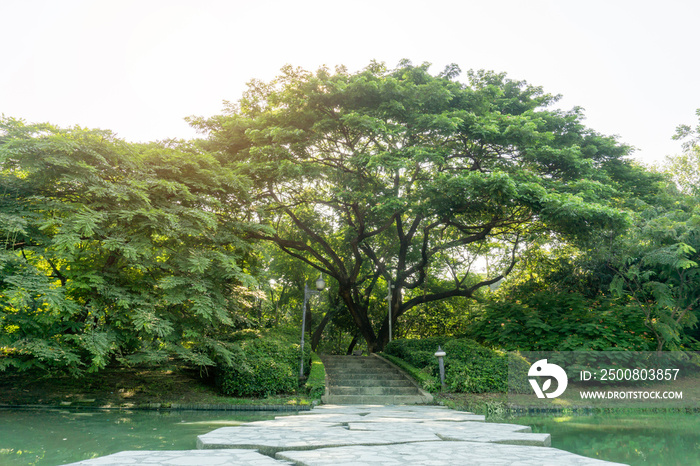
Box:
[0, 118, 254, 373]
[193, 61, 658, 351]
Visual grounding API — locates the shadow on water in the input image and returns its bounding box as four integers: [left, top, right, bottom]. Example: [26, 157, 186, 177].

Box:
[0, 408, 291, 466]
[491, 411, 700, 465]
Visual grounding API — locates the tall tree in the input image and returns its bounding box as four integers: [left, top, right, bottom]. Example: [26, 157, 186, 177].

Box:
[193, 61, 655, 352]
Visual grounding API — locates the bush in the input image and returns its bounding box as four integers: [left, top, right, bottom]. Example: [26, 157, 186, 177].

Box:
[384, 337, 525, 393]
[384, 336, 450, 367]
[468, 292, 653, 351]
[216, 328, 310, 397]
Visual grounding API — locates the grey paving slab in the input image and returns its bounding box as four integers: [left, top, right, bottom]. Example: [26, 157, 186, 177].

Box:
[296, 404, 390, 414]
[251, 413, 368, 425]
[305, 405, 485, 422]
[346, 420, 551, 446]
[303, 404, 449, 412]
[275, 441, 628, 466]
[62, 449, 286, 465]
[197, 424, 440, 455]
[303, 405, 483, 419]
[361, 412, 486, 422]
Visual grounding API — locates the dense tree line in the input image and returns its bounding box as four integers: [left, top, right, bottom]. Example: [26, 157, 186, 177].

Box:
[1, 61, 698, 375]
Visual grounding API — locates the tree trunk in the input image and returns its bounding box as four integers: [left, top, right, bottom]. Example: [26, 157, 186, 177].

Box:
[346, 333, 360, 355]
[339, 288, 380, 352]
[311, 308, 338, 351]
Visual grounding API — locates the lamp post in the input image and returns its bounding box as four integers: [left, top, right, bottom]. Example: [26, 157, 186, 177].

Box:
[299, 275, 325, 379]
[386, 280, 395, 343]
[435, 346, 446, 390]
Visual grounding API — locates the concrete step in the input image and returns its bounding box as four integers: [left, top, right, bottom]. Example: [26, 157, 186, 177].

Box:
[323, 363, 392, 371]
[322, 357, 382, 366]
[325, 378, 415, 388]
[320, 354, 433, 405]
[321, 394, 429, 405]
[331, 386, 420, 396]
[328, 371, 407, 380]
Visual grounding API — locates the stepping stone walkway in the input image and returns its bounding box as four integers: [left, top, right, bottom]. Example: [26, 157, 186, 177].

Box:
[64, 404, 627, 465]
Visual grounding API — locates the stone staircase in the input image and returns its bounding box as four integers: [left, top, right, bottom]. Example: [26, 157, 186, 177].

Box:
[321, 354, 433, 405]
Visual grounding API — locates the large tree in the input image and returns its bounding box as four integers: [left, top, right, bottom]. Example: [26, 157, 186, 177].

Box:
[194, 61, 654, 352]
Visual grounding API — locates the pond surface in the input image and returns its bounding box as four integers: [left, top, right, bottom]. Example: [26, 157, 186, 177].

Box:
[494, 412, 700, 465]
[0, 408, 291, 466]
[2, 408, 698, 465]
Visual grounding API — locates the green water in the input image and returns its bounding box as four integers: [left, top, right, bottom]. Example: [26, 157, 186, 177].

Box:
[0, 408, 290, 466]
[495, 412, 700, 465]
[2, 409, 699, 465]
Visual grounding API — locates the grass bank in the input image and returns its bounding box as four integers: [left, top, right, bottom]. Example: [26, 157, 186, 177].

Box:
[0, 366, 317, 410]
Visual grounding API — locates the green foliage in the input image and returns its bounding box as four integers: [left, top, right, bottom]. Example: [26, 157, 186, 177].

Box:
[379, 352, 439, 393]
[384, 337, 527, 393]
[216, 328, 309, 397]
[303, 352, 326, 399]
[610, 204, 700, 351]
[0, 118, 254, 375]
[195, 61, 650, 352]
[663, 108, 700, 195]
[469, 292, 653, 351]
[397, 296, 475, 340]
[538, 349, 700, 384]
[384, 336, 450, 368]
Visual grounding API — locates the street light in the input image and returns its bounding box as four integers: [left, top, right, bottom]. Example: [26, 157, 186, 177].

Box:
[315, 276, 325, 292]
[386, 280, 395, 343]
[299, 275, 325, 378]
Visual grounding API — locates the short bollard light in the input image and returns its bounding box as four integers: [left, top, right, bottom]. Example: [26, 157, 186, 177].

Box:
[435, 346, 446, 389]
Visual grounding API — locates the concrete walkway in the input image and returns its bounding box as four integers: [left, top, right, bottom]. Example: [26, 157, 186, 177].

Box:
[64, 405, 627, 465]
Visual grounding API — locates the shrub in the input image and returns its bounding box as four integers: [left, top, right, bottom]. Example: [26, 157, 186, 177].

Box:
[384, 336, 449, 368]
[384, 337, 525, 393]
[216, 328, 310, 397]
[468, 292, 653, 351]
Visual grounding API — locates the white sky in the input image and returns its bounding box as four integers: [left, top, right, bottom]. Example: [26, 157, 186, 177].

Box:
[1, 0, 698, 165]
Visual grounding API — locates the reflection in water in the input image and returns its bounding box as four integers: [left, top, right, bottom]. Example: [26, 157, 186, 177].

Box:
[0, 409, 289, 466]
[3, 409, 698, 466]
[495, 412, 700, 466]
